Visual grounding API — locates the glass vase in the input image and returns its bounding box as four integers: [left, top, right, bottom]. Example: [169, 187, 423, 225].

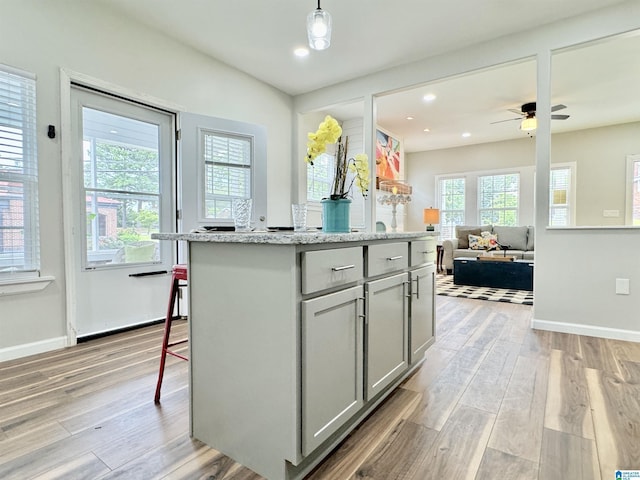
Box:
[321, 198, 351, 233]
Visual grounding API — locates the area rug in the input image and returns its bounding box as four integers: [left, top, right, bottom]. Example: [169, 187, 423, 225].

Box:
[436, 274, 533, 305]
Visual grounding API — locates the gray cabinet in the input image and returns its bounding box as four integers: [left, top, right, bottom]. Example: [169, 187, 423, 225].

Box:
[409, 264, 436, 364]
[364, 272, 409, 400]
[301, 286, 364, 456]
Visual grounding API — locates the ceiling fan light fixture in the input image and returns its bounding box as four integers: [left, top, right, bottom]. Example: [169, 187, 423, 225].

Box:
[521, 117, 537, 131]
[307, 1, 332, 51]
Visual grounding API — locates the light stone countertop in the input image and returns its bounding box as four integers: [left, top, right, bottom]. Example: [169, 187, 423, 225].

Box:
[152, 230, 431, 245]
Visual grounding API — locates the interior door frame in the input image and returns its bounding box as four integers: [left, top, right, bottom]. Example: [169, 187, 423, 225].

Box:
[59, 68, 184, 346]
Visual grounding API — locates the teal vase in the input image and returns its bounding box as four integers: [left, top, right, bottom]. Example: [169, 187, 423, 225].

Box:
[321, 198, 351, 233]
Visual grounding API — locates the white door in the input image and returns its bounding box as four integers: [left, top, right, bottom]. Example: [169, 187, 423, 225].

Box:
[69, 86, 175, 337]
[178, 113, 268, 235]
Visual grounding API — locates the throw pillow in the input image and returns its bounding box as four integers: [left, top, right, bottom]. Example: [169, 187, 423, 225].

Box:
[468, 234, 484, 250]
[526, 226, 534, 251]
[469, 231, 500, 250]
[457, 228, 482, 249]
[493, 225, 528, 251]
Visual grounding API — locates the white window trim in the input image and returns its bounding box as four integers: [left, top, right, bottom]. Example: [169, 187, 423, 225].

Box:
[0, 275, 54, 296]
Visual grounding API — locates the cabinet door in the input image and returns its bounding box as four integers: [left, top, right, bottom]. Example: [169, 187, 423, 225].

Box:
[365, 273, 409, 400]
[301, 286, 364, 456]
[410, 264, 436, 364]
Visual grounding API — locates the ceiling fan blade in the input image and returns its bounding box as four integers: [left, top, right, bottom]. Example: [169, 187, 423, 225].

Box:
[507, 108, 523, 115]
[551, 114, 570, 120]
[551, 104, 567, 112]
[490, 117, 521, 124]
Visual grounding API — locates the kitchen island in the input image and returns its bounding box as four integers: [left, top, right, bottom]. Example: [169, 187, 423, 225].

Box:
[152, 231, 437, 480]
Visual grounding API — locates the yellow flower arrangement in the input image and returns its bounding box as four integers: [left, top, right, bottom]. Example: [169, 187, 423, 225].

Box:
[306, 115, 370, 200]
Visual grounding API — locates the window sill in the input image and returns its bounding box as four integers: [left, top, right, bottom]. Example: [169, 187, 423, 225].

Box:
[0, 276, 55, 296]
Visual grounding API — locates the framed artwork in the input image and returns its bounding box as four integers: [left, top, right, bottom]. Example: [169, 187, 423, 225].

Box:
[375, 129, 401, 181]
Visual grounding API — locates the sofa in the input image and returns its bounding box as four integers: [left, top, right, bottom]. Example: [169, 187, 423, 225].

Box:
[442, 225, 534, 274]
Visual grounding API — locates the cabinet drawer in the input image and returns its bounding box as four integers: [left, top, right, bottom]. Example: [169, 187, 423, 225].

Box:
[411, 238, 436, 266]
[302, 247, 363, 294]
[367, 242, 409, 277]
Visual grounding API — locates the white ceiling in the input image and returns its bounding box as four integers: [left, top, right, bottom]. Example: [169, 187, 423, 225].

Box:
[97, 0, 639, 152]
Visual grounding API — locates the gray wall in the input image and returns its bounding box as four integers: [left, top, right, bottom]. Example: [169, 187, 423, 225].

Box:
[405, 121, 640, 230]
[0, 1, 293, 358]
[295, 1, 640, 342]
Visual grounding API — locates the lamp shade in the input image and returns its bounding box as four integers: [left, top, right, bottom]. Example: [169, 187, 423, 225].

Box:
[423, 208, 440, 224]
[521, 117, 537, 131]
[307, 7, 332, 50]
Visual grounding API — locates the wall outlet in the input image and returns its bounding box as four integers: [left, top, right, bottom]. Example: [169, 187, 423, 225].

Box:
[603, 209, 620, 217]
[616, 278, 630, 295]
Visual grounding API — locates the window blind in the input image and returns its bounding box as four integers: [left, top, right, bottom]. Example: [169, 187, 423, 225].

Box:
[0, 64, 39, 273]
[203, 131, 251, 219]
[549, 167, 571, 226]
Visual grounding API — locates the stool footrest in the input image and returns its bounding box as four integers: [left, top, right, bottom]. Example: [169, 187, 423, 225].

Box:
[166, 350, 188, 361]
[167, 339, 188, 348]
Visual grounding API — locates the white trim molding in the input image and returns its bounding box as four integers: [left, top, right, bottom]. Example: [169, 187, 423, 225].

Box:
[0, 275, 55, 296]
[532, 317, 640, 343]
[0, 336, 67, 362]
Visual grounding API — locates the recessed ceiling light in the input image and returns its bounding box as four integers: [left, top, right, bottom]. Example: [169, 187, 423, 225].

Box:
[109, 129, 118, 134]
[423, 93, 436, 102]
[406, 116, 414, 120]
[462, 132, 471, 138]
[423, 128, 430, 132]
[294, 47, 310, 57]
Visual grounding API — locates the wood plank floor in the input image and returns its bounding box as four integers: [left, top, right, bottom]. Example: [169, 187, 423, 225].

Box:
[2, 293, 640, 479]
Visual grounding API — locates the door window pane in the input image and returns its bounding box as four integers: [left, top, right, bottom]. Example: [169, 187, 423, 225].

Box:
[203, 131, 251, 220]
[82, 107, 161, 267]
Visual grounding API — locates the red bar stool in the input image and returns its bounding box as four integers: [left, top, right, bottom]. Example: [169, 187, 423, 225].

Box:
[154, 264, 188, 403]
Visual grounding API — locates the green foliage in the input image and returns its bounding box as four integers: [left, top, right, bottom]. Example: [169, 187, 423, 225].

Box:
[117, 228, 141, 244]
[88, 143, 159, 193]
[136, 209, 159, 233]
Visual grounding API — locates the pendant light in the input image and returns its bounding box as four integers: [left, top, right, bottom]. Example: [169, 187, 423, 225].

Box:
[307, 0, 332, 51]
[520, 116, 537, 131]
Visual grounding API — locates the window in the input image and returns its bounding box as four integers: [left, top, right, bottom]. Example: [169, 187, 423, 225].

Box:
[82, 107, 163, 266]
[478, 173, 519, 225]
[549, 166, 572, 226]
[307, 152, 334, 202]
[203, 131, 251, 220]
[438, 177, 465, 239]
[626, 154, 640, 225]
[0, 65, 39, 275]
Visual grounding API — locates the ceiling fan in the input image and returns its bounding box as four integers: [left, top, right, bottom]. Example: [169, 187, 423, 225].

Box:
[492, 102, 570, 130]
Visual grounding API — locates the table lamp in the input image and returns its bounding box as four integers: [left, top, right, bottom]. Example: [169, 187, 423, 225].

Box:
[423, 208, 439, 231]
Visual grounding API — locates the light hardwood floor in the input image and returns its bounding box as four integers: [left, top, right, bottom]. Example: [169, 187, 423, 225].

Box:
[1, 293, 639, 479]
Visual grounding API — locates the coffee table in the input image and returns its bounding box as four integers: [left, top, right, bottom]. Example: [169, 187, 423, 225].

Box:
[453, 257, 534, 291]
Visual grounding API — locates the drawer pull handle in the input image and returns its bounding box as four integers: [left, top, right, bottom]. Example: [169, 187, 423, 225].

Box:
[386, 255, 403, 261]
[420, 250, 435, 254]
[332, 264, 355, 272]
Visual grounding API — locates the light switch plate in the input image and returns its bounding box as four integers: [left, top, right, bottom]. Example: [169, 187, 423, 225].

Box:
[616, 278, 630, 295]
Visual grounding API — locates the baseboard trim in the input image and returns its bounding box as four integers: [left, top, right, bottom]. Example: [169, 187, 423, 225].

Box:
[531, 318, 640, 343]
[0, 336, 68, 363]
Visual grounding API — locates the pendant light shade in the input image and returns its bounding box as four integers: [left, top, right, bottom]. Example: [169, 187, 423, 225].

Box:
[307, 1, 332, 50]
[521, 116, 537, 131]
